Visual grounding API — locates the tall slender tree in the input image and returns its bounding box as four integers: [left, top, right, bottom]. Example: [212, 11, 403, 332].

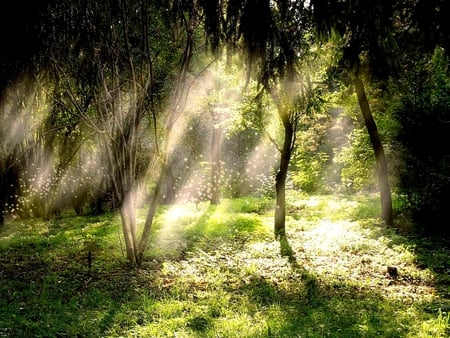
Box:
[310, 0, 399, 226]
[200, 0, 315, 237]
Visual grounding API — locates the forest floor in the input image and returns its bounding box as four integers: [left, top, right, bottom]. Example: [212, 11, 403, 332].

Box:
[0, 193, 449, 337]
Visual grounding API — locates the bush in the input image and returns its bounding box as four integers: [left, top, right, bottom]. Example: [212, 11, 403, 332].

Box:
[392, 47, 450, 235]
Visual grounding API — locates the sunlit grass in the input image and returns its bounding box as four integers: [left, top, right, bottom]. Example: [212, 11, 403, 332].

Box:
[1, 193, 449, 337]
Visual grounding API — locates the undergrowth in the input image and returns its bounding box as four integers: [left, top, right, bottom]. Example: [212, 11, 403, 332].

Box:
[0, 193, 449, 337]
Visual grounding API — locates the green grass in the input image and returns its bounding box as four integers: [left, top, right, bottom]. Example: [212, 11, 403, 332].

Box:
[0, 193, 449, 337]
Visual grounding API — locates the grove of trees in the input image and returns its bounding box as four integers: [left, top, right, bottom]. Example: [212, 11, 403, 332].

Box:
[1, 0, 449, 265]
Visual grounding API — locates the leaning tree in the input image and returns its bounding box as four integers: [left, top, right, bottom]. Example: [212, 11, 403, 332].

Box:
[309, 0, 401, 226]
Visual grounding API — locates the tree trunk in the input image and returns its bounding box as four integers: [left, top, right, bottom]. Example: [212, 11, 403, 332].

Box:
[138, 173, 163, 259]
[210, 110, 221, 205]
[163, 164, 175, 204]
[354, 71, 394, 227]
[119, 191, 139, 266]
[0, 172, 5, 225]
[274, 117, 294, 238]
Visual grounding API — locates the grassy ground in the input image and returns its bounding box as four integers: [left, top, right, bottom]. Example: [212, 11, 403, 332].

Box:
[0, 193, 449, 337]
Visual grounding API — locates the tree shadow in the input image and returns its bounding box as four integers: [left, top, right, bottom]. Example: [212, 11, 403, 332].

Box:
[229, 236, 432, 337]
[279, 235, 323, 306]
[360, 220, 450, 304]
[250, 276, 411, 336]
[3, 201, 450, 337]
[381, 217, 449, 302]
[279, 235, 300, 269]
[163, 203, 258, 260]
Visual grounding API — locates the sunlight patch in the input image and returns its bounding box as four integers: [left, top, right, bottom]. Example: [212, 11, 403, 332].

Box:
[164, 204, 196, 223]
[155, 204, 200, 248]
[307, 219, 359, 252]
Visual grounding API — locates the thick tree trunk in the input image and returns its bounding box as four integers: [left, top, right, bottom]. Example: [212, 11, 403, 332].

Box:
[354, 72, 394, 227]
[274, 119, 294, 238]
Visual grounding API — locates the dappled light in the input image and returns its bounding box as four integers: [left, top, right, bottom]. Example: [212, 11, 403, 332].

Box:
[1, 194, 449, 337]
[1, 0, 450, 336]
[155, 203, 203, 251]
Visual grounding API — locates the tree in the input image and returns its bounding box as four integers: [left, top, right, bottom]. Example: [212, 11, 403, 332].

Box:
[272, 87, 299, 237]
[200, 0, 316, 237]
[31, 0, 205, 265]
[348, 67, 393, 226]
[0, 73, 84, 222]
[310, 0, 399, 226]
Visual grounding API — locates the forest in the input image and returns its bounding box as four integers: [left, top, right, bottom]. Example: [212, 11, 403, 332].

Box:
[0, 0, 449, 337]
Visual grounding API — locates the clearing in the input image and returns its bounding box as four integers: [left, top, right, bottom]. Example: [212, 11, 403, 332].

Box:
[1, 193, 449, 337]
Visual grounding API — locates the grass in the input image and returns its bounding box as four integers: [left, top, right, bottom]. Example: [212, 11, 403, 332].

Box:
[0, 193, 449, 337]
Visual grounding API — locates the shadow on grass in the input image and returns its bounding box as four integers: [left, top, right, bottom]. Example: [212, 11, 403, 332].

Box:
[279, 235, 300, 269]
[279, 235, 322, 304]
[178, 204, 262, 257]
[2, 252, 441, 337]
[236, 274, 406, 337]
[213, 235, 423, 337]
[2, 199, 450, 337]
[363, 221, 450, 306]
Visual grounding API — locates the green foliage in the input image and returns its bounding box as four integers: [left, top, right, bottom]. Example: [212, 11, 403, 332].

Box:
[254, 168, 277, 199]
[327, 79, 399, 195]
[292, 152, 330, 193]
[1, 195, 450, 337]
[392, 47, 450, 234]
[224, 197, 273, 215]
[336, 127, 377, 192]
[289, 90, 334, 194]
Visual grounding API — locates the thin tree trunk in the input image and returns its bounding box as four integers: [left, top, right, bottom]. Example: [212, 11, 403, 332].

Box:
[162, 163, 175, 204]
[0, 167, 6, 225]
[138, 173, 163, 259]
[274, 117, 294, 238]
[137, 6, 196, 262]
[354, 71, 394, 227]
[210, 110, 221, 205]
[119, 191, 139, 266]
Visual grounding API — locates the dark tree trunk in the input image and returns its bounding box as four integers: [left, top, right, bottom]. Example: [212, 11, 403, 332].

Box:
[354, 71, 394, 227]
[164, 165, 175, 204]
[0, 163, 7, 225]
[274, 117, 294, 238]
[0, 154, 21, 224]
[0, 173, 5, 225]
